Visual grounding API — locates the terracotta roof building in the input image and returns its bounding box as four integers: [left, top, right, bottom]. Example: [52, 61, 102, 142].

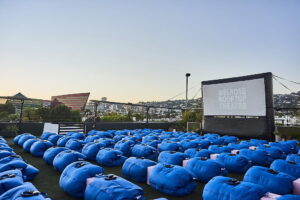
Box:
[51, 93, 90, 111]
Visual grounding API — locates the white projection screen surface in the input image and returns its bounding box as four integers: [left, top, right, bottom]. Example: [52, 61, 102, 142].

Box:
[203, 78, 266, 116]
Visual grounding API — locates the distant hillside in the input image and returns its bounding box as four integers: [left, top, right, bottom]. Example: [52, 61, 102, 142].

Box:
[139, 91, 300, 109]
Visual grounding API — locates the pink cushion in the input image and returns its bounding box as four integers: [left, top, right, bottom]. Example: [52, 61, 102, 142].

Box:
[249, 146, 257, 150]
[210, 154, 219, 160]
[147, 165, 155, 185]
[260, 192, 282, 200]
[293, 178, 300, 195]
[231, 149, 240, 154]
[182, 159, 189, 167]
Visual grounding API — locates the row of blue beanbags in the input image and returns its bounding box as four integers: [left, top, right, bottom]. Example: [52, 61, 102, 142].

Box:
[57, 156, 146, 199]
[202, 157, 300, 199]
[42, 133, 129, 167]
[15, 130, 300, 199]
[19, 132, 147, 200]
[1, 136, 50, 199]
[203, 176, 300, 200]
[122, 157, 197, 197]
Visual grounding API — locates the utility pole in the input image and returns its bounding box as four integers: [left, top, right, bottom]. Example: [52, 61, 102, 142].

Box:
[185, 73, 191, 108]
[93, 101, 98, 129]
[146, 106, 150, 128]
[18, 99, 25, 134]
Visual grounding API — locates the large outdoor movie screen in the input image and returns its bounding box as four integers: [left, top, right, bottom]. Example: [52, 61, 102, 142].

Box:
[203, 78, 266, 116]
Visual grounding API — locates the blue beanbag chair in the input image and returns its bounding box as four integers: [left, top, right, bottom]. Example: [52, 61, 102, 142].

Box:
[203, 133, 220, 138]
[221, 136, 239, 144]
[0, 150, 16, 159]
[142, 140, 161, 148]
[30, 140, 53, 157]
[227, 142, 250, 150]
[131, 144, 158, 160]
[84, 135, 101, 143]
[240, 140, 259, 147]
[269, 142, 294, 154]
[286, 154, 300, 164]
[278, 195, 300, 200]
[122, 157, 156, 182]
[158, 151, 188, 166]
[203, 176, 267, 200]
[149, 163, 196, 196]
[22, 138, 40, 152]
[249, 139, 268, 145]
[207, 138, 224, 145]
[208, 145, 234, 154]
[197, 140, 211, 149]
[123, 135, 140, 143]
[14, 134, 28, 145]
[179, 140, 200, 151]
[0, 169, 24, 195]
[184, 148, 211, 158]
[0, 182, 51, 200]
[40, 132, 56, 140]
[81, 142, 106, 161]
[0, 155, 39, 181]
[53, 150, 86, 172]
[279, 141, 297, 154]
[18, 134, 36, 146]
[185, 157, 227, 182]
[57, 136, 73, 147]
[96, 148, 127, 167]
[113, 135, 126, 143]
[257, 145, 284, 159]
[93, 131, 114, 138]
[59, 161, 104, 198]
[65, 139, 85, 152]
[84, 174, 144, 200]
[43, 147, 69, 165]
[216, 153, 252, 173]
[0, 144, 12, 152]
[142, 135, 160, 143]
[47, 134, 63, 146]
[286, 140, 299, 150]
[271, 159, 300, 179]
[95, 138, 115, 148]
[0, 137, 6, 144]
[158, 142, 182, 152]
[163, 138, 180, 143]
[239, 149, 272, 166]
[66, 132, 85, 139]
[87, 130, 98, 135]
[244, 166, 295, 195]
[114, 140, 135, 157]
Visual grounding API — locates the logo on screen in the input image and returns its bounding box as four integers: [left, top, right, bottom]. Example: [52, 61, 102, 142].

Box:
[218, 88, 247, 111]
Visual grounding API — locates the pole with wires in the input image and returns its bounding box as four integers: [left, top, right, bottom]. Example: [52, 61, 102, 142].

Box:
[186, 73, 191, 108]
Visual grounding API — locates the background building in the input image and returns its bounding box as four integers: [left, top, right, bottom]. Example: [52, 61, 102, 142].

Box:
[51, 93, 90, 112]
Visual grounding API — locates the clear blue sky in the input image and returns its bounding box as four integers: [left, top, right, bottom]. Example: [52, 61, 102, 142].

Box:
[0, 0, 299, 102]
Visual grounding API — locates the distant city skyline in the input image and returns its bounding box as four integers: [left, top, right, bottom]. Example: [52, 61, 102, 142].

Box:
[1, 0, 299, 102]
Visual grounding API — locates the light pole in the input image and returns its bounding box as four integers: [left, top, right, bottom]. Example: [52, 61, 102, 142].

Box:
[185, 73, 191, 108]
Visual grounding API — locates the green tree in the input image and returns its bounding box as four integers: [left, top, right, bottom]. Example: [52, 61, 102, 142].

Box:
[49, 105, 70, 123]
[182, 110, 203, 123]
[127, 110, 133, 121]
[101, 112, 131, 122]
[0, 111, 9, 121]
[37, 107, 51, 122]
[70, 110, 82, 122]
[132, 113, 144, 121]
[22, 108, 40, 121]
[0, 103, 15, 114]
